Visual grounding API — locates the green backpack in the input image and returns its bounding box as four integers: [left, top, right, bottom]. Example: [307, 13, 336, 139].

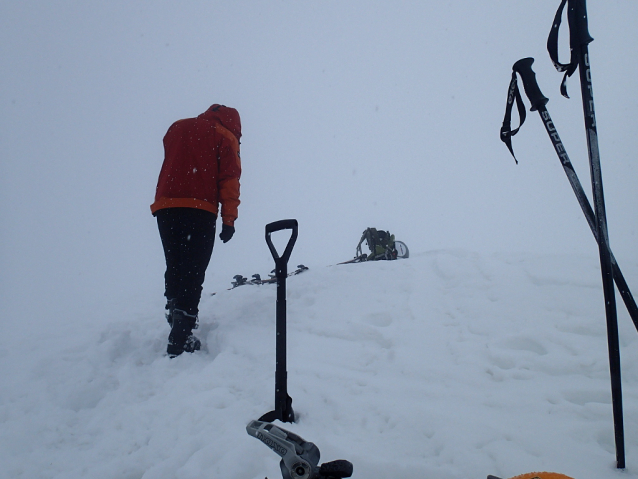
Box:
[356, 228, 398, 261]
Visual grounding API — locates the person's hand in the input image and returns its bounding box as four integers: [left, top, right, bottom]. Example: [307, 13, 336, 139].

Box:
[219, 224, 235, 243]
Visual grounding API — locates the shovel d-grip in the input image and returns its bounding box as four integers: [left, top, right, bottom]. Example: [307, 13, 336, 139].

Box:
[260, 219, 298, 423]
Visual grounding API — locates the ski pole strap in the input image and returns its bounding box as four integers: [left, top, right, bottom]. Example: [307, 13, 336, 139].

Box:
[547, 0, 577, 97]
[547, 0, 593, 98]
[500, 71, 527, 164]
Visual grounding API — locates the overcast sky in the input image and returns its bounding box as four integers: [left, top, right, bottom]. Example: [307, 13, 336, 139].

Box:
[1, 1, 636, 329]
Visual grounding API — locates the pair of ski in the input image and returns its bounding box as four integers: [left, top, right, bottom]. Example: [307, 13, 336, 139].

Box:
[501, 0, 636, 469]
[231, 264, 309, 288]
[210, 265, 308, 296]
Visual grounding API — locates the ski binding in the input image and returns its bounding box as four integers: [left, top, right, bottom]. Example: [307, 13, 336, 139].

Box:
[246, 420, 353, 479]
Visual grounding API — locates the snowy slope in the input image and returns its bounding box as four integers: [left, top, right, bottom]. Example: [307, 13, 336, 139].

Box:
[2, 250, 637, 479]
[2, 1, 638, 478]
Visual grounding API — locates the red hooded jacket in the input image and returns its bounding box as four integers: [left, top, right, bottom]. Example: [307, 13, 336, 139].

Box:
[151, 105, 242, 226]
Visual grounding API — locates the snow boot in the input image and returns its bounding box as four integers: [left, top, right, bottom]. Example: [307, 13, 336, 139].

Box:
[167, 308, 201, 357]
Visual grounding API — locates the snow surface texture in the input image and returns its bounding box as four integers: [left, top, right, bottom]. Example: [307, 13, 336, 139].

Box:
[2, 252, 638, 479]
[2, 0, 638, 478]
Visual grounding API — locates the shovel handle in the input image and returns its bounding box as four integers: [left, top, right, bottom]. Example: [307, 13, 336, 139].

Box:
[265, 219, 298, 265]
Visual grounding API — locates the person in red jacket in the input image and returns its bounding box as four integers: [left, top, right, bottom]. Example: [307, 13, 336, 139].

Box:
[151, 104, 242, 357]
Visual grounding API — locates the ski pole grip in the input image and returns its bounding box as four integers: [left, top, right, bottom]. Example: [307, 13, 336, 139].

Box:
[569, 0, 593, 46]
[265, 219, 298, 265]
[513, 58, 549, 112]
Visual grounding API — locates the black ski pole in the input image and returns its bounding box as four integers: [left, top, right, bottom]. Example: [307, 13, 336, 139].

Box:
[548, 1, 624, 468]
[505, 59, 638, 332]
[508, 55, 625, 469]
[260, 219, 298, 424]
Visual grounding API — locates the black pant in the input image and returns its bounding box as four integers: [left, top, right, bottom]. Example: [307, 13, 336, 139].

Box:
[156, 208, 216, 316]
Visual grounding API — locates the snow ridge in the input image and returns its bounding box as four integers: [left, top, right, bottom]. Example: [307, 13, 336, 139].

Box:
[1, 251, 637, 479]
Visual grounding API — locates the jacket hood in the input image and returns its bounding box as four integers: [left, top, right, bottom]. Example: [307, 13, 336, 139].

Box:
[199, 104, 241, 140]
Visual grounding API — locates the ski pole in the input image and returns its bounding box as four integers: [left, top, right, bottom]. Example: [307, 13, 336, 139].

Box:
[547, 1, 624, 467]
[260, 219, 298, 424]
[506, 59, 638, 332]
[510, 55, 625, 469]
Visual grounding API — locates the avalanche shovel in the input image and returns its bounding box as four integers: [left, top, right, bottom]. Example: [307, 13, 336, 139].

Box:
[260, 219, 298, 423]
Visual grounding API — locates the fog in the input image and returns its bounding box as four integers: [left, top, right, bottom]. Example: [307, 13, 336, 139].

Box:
[1, 1, 636, 333]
